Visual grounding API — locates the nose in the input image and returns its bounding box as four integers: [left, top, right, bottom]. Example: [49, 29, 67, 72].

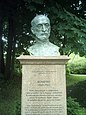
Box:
[42, 24, 46, 32]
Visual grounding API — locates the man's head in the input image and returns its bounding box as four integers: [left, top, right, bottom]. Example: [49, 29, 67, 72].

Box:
[31, 14, 51, 42]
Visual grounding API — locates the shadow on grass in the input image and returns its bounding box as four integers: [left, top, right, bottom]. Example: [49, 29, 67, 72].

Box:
[0, 76, 21, 115]
[67, 80, 86, 108]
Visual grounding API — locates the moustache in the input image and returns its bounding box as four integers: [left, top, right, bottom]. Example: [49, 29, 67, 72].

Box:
[40, 32, 49, 35]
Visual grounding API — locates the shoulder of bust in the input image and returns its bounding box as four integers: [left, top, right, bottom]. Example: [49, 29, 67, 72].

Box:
[49, 42, 59, 49]
[28, 44, 39, 55]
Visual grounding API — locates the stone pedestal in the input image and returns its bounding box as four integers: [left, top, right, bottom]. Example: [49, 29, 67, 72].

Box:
[17, 55, 69, 115]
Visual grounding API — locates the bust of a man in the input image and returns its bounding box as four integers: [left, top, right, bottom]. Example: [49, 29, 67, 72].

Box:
[28, 14, 60, 56]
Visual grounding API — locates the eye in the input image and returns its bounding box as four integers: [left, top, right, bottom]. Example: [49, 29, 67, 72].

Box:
[45, 23, 49, 27]
[37, 24, 42, 28]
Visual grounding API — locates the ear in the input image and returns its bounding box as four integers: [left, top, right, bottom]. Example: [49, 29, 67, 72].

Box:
[31, 27, 35, 34]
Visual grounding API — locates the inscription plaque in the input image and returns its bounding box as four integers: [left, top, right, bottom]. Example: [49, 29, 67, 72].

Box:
[17, 56, 69, 115]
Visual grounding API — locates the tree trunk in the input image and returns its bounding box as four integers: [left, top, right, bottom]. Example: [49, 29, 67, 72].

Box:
[11, 20, 16, 78]
[0, 17, 5, 75]
[5, 15, 14, 80]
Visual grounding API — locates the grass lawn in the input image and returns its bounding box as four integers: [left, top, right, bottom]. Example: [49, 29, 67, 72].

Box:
[66, 74, 86, 86]
[0, 76, 21, 115]
[67, 74, 86, 109]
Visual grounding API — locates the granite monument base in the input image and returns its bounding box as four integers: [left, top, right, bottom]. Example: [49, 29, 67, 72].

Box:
[17, 56, 69, 115]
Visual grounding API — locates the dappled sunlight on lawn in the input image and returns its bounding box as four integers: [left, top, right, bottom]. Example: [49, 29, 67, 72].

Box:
[66, 74, 86, 87]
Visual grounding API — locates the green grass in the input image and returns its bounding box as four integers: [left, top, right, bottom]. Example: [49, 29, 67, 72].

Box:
[66, 74, 86, 86]
[0, 76, 21, 115]
[67, 74, 86, 108]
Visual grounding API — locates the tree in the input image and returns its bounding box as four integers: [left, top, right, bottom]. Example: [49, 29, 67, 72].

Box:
[0, 0, 21, 79]
[0, 17, 5, 74]
[0, 0, 6, 75]
[54, 0, 86, 19]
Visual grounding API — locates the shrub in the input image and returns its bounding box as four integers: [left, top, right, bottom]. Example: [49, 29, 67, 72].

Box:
[67, 97, 86, 115]
[14, 59, 22, 77]
[15, 101, 21, 115]
[67, 80, 86, 108]
[67, 58, 86, 74]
